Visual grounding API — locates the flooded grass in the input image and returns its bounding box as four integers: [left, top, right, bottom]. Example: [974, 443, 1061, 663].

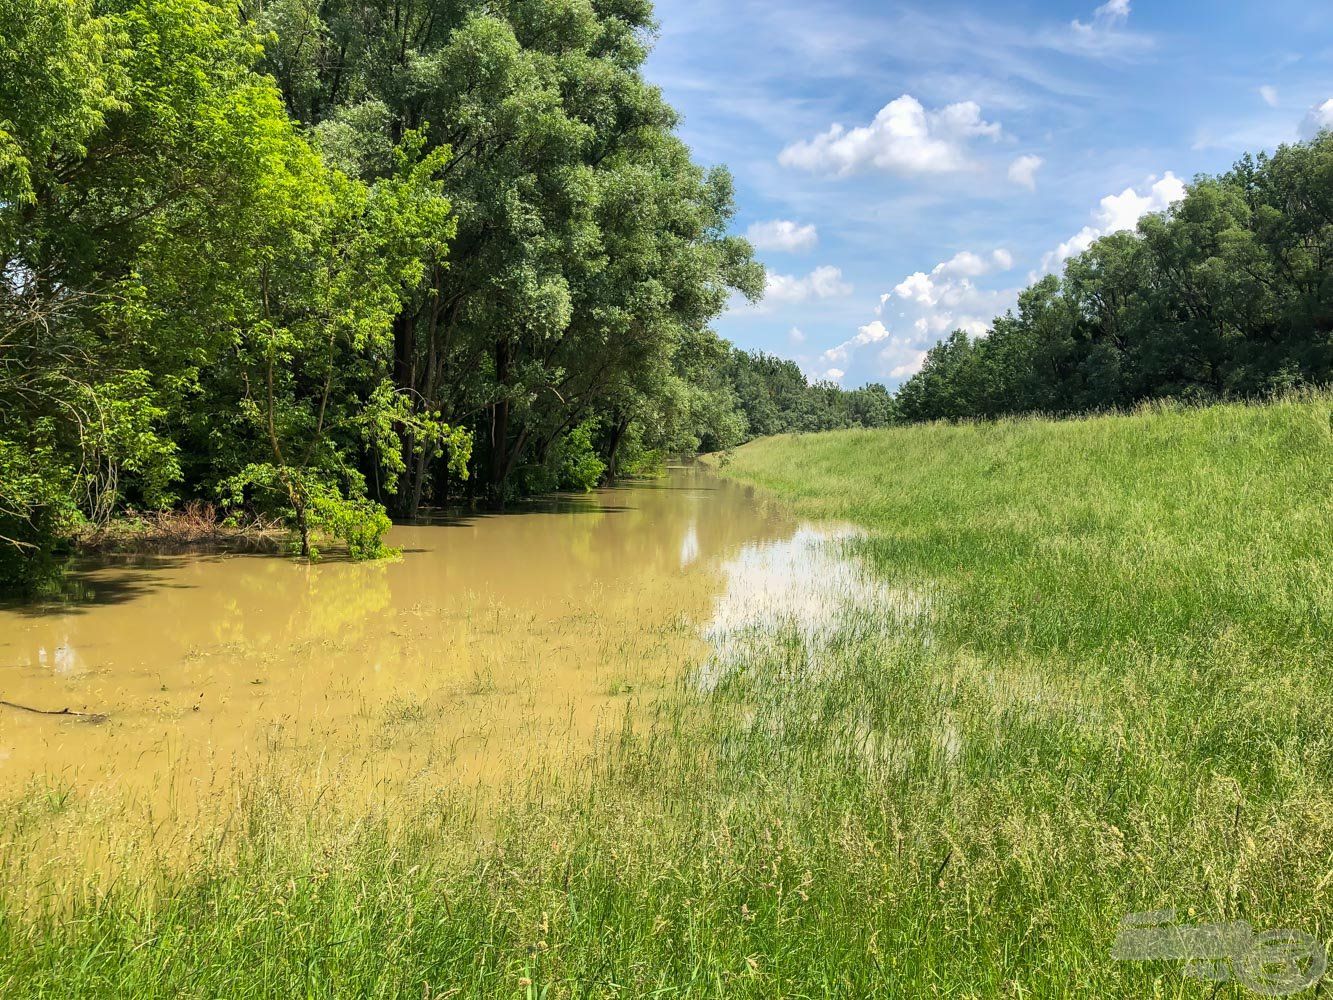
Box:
[2, 399, 1333, 995]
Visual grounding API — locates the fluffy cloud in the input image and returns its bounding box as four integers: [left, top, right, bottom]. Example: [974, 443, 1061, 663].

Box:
[818, 250, 1020, 386]
[885, 347, 930, 380]
[1300, 99, 1333, 139]
[747, 220, 819, 253]
[819, 321, 929, 382]
[778, 95, 1001, 177]
[930, 249, 1014, 280]
[1064, 0, 1150, 57]
[764, 265, 853, 305]
[1008, 154, 1044, 190]
[823, 368, 846, 382]
[886, 251, 1017, 345]
[821, 320, 894, 366]
[788, 327, 807, 345]
[1259, 85, 1280, 108]
[889, 249, 1013, 313]
[1040, 172, 1187, 275]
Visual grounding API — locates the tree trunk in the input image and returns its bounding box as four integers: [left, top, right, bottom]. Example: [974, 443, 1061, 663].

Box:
[293, 493, 310, 558]
[604, 415, 630, 484]
[488, 338, 511, 505]
[392, 308, 418, 517]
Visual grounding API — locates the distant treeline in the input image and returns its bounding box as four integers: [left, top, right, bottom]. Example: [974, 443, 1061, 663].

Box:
[709, 351, 895, 448]
[896, 133, 1333, 422]
[716, 134, 1333, 446]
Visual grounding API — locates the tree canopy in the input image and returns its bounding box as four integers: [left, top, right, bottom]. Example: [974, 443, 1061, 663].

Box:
[1, 0, 792, 588]
[896, 134, 1333, 423]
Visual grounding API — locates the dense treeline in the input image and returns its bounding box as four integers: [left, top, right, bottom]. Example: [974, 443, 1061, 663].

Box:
[0, 0, 901, 589]
[723, 351, 894, 442]
[250, 0, 776, 510]
[2, 0, 831, 587]
[898, 134, 1333, 422]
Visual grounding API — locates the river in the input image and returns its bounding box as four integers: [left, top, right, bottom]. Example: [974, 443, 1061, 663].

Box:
[0, 467, 803, 860]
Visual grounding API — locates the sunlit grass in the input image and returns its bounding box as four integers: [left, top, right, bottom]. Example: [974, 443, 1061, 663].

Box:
[3, 395, 1331, 996]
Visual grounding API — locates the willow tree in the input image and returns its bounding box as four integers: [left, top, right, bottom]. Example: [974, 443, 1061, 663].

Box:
[253, 0, 760, 509]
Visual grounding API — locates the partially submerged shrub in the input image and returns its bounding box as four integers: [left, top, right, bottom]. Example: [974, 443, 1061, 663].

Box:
[221, 464, 395, 560]
[553, 421, 606, 492]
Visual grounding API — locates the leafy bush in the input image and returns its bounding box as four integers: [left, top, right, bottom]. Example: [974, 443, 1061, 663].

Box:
[221, 464, 395, 560]
[552, 421, 606, 492]
[0, 436, 80, 592]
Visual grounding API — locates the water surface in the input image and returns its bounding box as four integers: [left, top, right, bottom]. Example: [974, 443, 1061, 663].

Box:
[0, 468, 797, 836]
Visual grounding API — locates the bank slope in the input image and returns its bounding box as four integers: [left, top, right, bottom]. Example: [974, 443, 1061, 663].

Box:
[705, 395, 1333, 989]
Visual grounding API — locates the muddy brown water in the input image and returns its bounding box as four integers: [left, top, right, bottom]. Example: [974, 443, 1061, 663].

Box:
[0, 467, 804, 866]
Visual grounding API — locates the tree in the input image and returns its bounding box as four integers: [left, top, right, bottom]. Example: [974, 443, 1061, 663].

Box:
[1, 0, 471, 584]
[252, 0, 761, 508]
[896, 132, 1333, 424]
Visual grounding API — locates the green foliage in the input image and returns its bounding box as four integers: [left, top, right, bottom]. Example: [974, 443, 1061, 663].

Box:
[0, 435, 80, 590]
[307, 489, 395, 560]
[0, 0, 123, 213]
[552, 420, 606, 492]
[1, 0, 482, 584]
[220, 464, 396, 559]
[719, 350, 897, 444]
[899, 133, 1333, 423]
[251, 0, 762, 507]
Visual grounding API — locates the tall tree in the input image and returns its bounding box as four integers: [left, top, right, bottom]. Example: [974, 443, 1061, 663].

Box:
[253, 0, 761, 508]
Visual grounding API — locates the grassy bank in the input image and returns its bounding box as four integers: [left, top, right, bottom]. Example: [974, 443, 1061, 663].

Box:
[4, 397, 1332, 997]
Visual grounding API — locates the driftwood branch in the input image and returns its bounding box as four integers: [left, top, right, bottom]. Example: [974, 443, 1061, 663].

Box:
[0, 699, 109, 724]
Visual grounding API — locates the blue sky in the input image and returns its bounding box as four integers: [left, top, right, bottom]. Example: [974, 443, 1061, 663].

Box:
[644, 0, 1333, 388]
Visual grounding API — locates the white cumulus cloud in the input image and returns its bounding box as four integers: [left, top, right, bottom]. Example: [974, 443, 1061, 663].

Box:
[822, 248, 1021, 386]
[1040, 172, 1187, 275]
[788, 327, 807, 345]
[764, 265, 853, 305]
[1008, 154, 1044, 190]
[821, 320, 932, 383]
[1259, 85, 1280, 108]
[1300, 99, 1333, 139]
[822, 320, 894, 366]
[886, 348, 930, 380]
[927, 249, 1014, 281]
[779, 95, 1002, 177]
[747, 220, 819, 253]
[884, 253, 1016, 340]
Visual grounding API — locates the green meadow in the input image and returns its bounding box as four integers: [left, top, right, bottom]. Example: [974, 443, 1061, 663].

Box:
[3, 395, 1332, 997]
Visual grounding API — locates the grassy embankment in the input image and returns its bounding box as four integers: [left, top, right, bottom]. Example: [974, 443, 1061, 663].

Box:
[3, 396, 1332, 997]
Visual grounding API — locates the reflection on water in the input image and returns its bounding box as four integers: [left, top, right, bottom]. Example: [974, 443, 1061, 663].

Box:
[0, 467, 796, 843]
[29, 644, 81, 675]
[698, 525, 927, 691]
[679, 522, 700, 568]
[0, 467, 922, 879]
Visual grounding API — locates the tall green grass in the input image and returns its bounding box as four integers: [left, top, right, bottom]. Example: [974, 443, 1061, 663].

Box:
[3, 396, 1331, 997]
